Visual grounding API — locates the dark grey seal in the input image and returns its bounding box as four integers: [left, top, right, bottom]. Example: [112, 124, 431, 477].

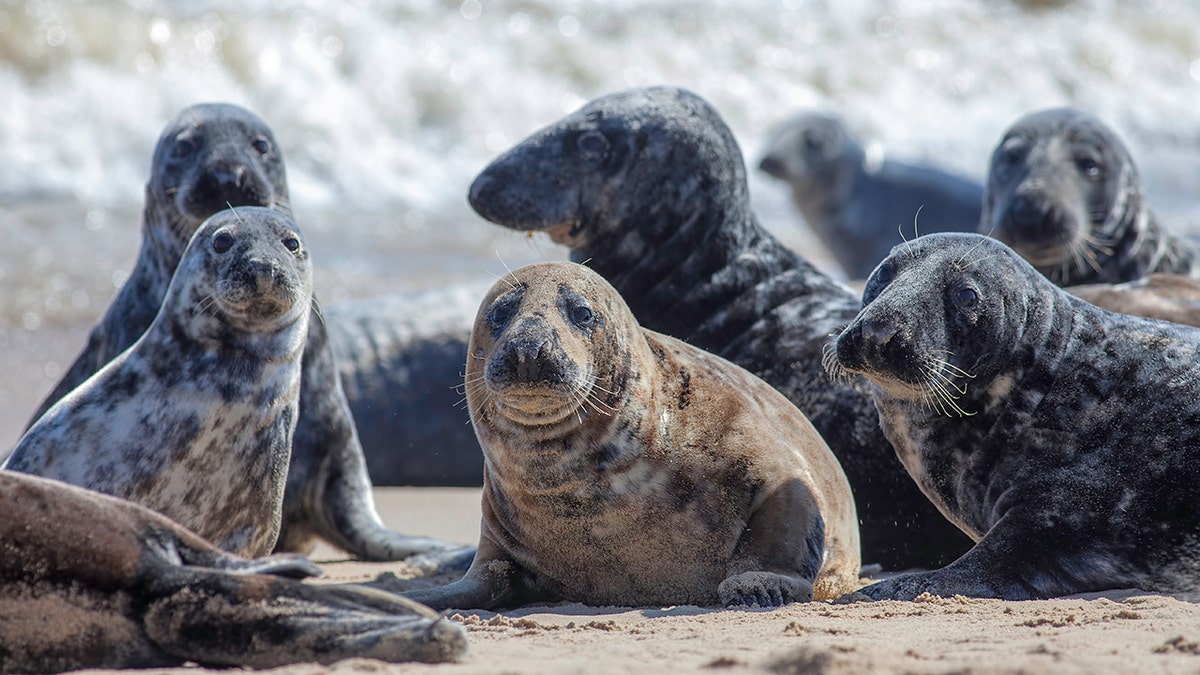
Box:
[24, 103, 467, 565]
[467, 85, 972, 571]
[759, 111, 984, 279]
[6, 208, 313, 558]
[979, 107, 1199, 285]
[0, 471, 466, 672]
[831, 232, 1200, 600]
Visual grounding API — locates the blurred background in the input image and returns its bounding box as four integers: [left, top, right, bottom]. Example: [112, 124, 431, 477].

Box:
[1, 0, 1198, 449]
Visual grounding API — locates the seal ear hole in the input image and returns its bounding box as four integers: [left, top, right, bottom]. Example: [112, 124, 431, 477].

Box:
[282, 236, 301, 253]
[251, 136, 272, 156]
[172, 138, 197, 159]
[576, 131, 609, 158]
[212, 230, 235, 254]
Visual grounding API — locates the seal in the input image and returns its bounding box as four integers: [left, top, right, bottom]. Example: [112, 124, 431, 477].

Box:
[1067, 274, 1200, 327]
[979, 107, 1199, 285]
[831, 232, 1200, 600]
[467, 85, 971, 571]
[5, 207, 312, 557]
[0, 471, 466, 671]
[397, 262, 859, 610]
[24, 102, 469, 565]
[759, 111, 984, 279]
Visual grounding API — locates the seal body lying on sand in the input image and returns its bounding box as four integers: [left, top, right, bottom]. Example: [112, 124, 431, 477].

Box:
[759, 111, 983, 279]
[831, 233, 1200, 600]
[0, 471, 466, 672]
[6, 208, 312, 557]
[980, 107, 1198, 285]
[1067, 274, 1200, 328]
[467, 85, 970, 570]
[24, 103, 467, 564]
[401, 262, 860, 610]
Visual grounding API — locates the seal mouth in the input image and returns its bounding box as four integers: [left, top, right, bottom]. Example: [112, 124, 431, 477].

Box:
[491, 386, 587, 427]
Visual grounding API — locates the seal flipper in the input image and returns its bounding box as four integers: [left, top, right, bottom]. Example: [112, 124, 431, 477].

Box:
[140, 570, 467, 666]
[855, 511, 1133, 601]
[382, 538, 543, 611]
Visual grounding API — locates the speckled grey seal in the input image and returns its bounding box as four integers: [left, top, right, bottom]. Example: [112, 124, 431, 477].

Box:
[5, 207, 312, 557]
[759, 111, 983, 279]
[0, 471, 466, 672]
[397, 262, 859, 611]
[979, 107, 1199, 285]
[831, 232, 1200, 600]
[24, 103, 469, 565]
[467, 85, 971, 571]
[1067, 274, 1200, 327]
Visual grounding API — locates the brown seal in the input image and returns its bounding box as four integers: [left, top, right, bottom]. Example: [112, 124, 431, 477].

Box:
[0, 471, 466, 671]
[400, 262, 860, 610]
[1066, 274, 1200, 327]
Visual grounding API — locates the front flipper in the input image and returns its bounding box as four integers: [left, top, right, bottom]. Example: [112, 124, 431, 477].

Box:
[143, 572, 467, 667]
[387, 537, 543, 612]
[718, 571, 813, 608]
[857, 512, 1127, 601]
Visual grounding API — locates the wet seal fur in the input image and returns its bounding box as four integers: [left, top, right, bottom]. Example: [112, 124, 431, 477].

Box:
[24, 103, 468, 564]
[0, 471, 466, 672]
[399, 262, 859, 610]
[979, 107, 1199, 285]
[759, 111, 983, 279]
[831, 233, 1200, 600]
[6, 208, 312, 557]
[468, 86, 971, 570]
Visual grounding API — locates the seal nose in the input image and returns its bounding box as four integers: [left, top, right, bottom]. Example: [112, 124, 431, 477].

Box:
[1003, 192, 1048, 240]
[859, 318, 900, 353]
[758, 154, 786, 178]
[195, 162, 268, 212]
[510, 336, 555, 383]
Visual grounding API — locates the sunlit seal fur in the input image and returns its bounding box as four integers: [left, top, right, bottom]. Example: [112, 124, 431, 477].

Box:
[1067, 274, 1200, 328]
[23, 103, 468, 565]
[399, 262, 859, 611]
[979, 107, 1199, 285]
[759, 111, 983, 279]
[467, 85, 971, 570]
[0, 471, 466, 672]
[831, 232, 1200, 600]
[5, 208, 312, 557]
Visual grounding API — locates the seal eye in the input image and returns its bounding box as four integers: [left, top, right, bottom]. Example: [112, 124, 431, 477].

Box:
[282, 236, 301, 253]
[998, 136, 1025, 165]
[873, 261, 895, 285]
[212, 231, 235, 254]
[1075, 155, 1103, 180]
[801, 129, 825, 154]
[952, 287, 978, 311]
[487, 302, 514, 331]
[251, 136, 272, 156]
[577, 131, 609, 158]
[569, 305, 594, 328]
[173, 139, 196, 159]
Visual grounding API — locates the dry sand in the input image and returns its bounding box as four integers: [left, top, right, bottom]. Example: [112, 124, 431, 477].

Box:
[72, 487, 1200, 675]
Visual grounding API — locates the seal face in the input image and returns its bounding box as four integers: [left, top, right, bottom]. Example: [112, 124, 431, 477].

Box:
[468, 85, 971, 570]
[979, 107, 1198, 285]
[402, 262, 860, 610]
[25, 103, 469, 566]
[831, 232, 1200, 600]
[758, 111, 983, 279]
[6, 207, 312, 558]
[0, 471, 467, 671]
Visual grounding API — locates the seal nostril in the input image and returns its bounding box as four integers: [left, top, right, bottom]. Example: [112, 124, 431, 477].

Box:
[860, 319, 900, 351]
[759, 155, 784, 177]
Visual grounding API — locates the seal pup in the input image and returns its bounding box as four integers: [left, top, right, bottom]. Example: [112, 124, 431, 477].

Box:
[759, 111, 983, 279]
[979, 107, 1199, 285]
[6, 207, 312, 557]
[1067, 274, 1200, 327]
[24, 103, 468, 564]
[399, 262, 859, 610]
[831, 232, 1200, 600]
[468, 85, 971, 571]
[0, 471, 466, 671]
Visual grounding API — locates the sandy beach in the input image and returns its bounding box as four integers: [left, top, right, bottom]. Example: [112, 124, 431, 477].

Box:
[62, 487, 1200, 675]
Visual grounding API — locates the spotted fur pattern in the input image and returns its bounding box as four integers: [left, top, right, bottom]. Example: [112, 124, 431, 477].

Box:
[980, 107, 1199, 286]
[6, 208, 313, 557]
[403, 262, 859, 611]
[467, 86, 971, 570]
[833, 233, 1200, 600]
[0, 471, 466, 672]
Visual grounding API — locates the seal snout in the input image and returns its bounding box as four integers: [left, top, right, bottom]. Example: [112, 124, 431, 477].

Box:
[758, 154, 786, 179]
[188, 159, 271, 217]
